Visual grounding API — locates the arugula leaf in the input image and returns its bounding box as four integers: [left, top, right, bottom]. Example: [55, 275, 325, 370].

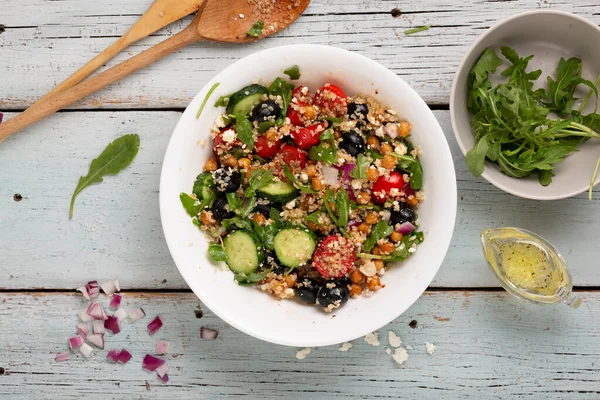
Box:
[235, 114, 254, 150]
[284, 65, 301, 80]
[252, 221, 278, 250]
[283, 164, 316, 194]
[409, 158, 424, 189]
[246, 169, 274, 197]
[214, 94, 232, 108]
[226, 192, 256, 218]
[469, 48, 503, 92]
[323, 189, 350, 234]
[539, 169, 554, 186]
[234, 269, 271, 285]
[305, 210, 325, 225]
[69, 134, 140, 219]
[258, 120, 276, 133]
[546, 57, 598, 114]
[367, 149, 383, 160]
[325, 116, 343, 125]
[208, 243, 228, 262]
[350, 154, 371, 179]
[246, 20, 264, 37]
[268, 77, 294, 123]
[269, 207, 282, 224]
[180, 193, 200, 217]
[221, 216, 254, 231]
[465, 135, 489, 176]
[308, 128, 337, 165]
[363, 221, 393, 252]
[404, 26, 430, 35]
[197, 82, 220, 119]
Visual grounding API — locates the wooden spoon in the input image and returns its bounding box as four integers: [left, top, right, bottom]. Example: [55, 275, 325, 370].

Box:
[0, 0, 310, 142]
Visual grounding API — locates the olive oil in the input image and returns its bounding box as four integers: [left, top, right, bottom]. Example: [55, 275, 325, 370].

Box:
[481, 227, 581, 308]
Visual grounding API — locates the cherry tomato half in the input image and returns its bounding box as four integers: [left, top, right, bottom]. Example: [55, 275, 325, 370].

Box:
[287, 86, 313, 126]
[254, 135, 282, 159]
[314, 83, 348, 118]
[371, 171, 409, 205]
[280, 144, 307, 168]
[313, 235, 355, 279]
[291, 123, 326, 150]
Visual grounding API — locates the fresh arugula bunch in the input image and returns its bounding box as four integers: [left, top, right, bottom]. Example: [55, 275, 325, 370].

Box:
[466, 46, 600, 186]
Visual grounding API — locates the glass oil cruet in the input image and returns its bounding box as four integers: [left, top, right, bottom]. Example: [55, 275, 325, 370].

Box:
[480, 227, 581, 308]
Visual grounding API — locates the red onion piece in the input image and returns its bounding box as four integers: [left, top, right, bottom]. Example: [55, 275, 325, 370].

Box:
[155, 363, 168, 378]
[129, 307, 146, 322]
[76, 322, 89, 335]
[0, 112, 3, 124]
[384, 123, 399, 139]
[118, 349, 132, 364]
[396, 221, 416, 235]
[157, 373, 169, 383]
[76, 286, 90, 300]
[106, 349, 120, 363]
[101, 280, 117, 296]
[92, 320, 105, 334]
[343, 163, 355, 181]
[147, 316, 163, 335]
[78, 308, 94, 323]
[104, 316, 120, 334]
[86, 281, 99, 299]
[142, 354, 165, 372]
[200, 327, 219, 340]
[155, 340, 169, 355]
[109, 294, 122, 309]
[114, 308, 128, 322]
[69, 335, 84, 350]
[87, 301, 107, 320]
[55, 351, 70, 362]
[345, 186, 356, 201]
[77, 329, 87, 340]
[348, 220, 360, 228]
[86, 333, 104, 349]
[322, 166, 341, 188]
[79, 343, 93, 358]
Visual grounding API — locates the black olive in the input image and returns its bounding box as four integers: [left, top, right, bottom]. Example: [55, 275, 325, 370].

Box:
[317, 281, 350, 311]
[213, 168, 241, 193]
[263, 250, 286, 275]
[253, 204, 273, 217]
[252, 100, 282, 123]
[338, 275, 352, 289]
[348, 102, 369, 121]
[295, 278, 322, 305]
[390, 203, 417, 226]
[211, 196, 234, 221]
[339, 131, 365, 157]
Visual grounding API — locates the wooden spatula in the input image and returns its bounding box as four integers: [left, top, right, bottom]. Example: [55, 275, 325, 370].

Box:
[0, 0, 310, 142]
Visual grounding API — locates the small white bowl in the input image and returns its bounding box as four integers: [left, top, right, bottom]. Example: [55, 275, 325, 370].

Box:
[450, 10, 600, 200]
[160, 45, 456, 347]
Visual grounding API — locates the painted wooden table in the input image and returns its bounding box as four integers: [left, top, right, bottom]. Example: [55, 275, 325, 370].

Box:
[1, 1, 599, 398]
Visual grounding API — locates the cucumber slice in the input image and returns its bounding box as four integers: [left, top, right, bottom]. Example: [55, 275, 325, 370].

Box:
[226, 84, 269, 116]
[223, 230, 264, 274]
[257, 181, 299, 203]
[273, 228, 316, 268]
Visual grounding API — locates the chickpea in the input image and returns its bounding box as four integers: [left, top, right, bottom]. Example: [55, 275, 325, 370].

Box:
[265, 128, 279, 143]
[358, 223, 371, 234]
[306, 221, 319, 231]
[221, 154, 238, 168]
[285, 274, 297, 287]
[365, 211, 379, 225]
[253, 213, 267, 226]
[381, 142, 393, 155]
[374, 260, 385, 271]
[238, 157, 251, 170]
[349, 283, 363, 297]
[303, 105, 317, 120]
[367, 136, 380, 150]
[356, 191, 371, 205]
[406, 196, 419, 207]
[390, 231, 404, 243]
[204, 157, 218, 172]
[200, 210, 215, 225]
[350, 269, 365, 284]
[398, 121, 412, 137]
[372, 246, 380, 255]
[382, 154, 397, 170]
[367, 276, 382, 290]
[378, 241, 395, 255]
[306, 164, 318, 178]
[311, 177, 324, 191]
[366, 168, 379, 182]
[334, 131, 341, 140]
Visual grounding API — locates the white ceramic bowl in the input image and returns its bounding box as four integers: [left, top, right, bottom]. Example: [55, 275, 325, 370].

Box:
[160, 45, 457, 347]
[450, 10, 600, 200]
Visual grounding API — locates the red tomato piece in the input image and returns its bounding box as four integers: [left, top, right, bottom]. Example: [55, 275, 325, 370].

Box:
[287, 107, 304, 126]
[371, 171, 409, 205]
[254, 135, 282, 159]
[280, 144, 307, 168]
[287, 86, 313, 126]
[291, 123, 326, 150]
[314, 83, 348, 117]
[313, 235, 355, 279]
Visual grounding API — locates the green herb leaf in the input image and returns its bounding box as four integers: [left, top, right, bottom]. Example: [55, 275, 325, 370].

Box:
[214, 94, 232, 108]
[180, 193, 200, 217]
[196, 82, 220, 119]
[235, 114, 254, 150]
[258, 120, 276, 133]
[363, 221, 393, 252]
[350, 154, 370, 179]
[268, 77, 294, 122]
[284, 65, 301, 80]
[545, 57, 598, 114]
[468, 48, 503, 97]
[325, 116, 343, 125]
[409, 158, 423, 190]
[305, 210, 325, 225]
[221, 216, 254, 231]
[234, 269, 271, 285]
[308, 128, 337, 166]
[404, 26, 430, 35]
[323, 189, 350, 233]
[69, 134, 140, 219]
[465, 135, 489, 176]
[208, 243, 228, 262]
[252, 221, 278, 250]
[367, 149, 383, 160]
[284, 164, 317, 194]
[539, 169, 554, 186]
[246, 20, 264, 37]
[246, 169, 274, 197]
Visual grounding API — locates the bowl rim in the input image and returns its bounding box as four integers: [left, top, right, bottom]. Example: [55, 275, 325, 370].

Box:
[159, 44, 457, 346]
[449, 10, 600, 200]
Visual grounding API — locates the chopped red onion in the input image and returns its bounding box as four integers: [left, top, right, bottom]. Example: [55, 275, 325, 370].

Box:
[142, 354, 165, 372]
[155, 340, 169, 355]
[118, 349, 132, 364]
[86, 281, 99, 299]
[55, 351, 70, 362]
[384, 123, 399, 139]
[87, 301, 107, 320]
[129, 307, 146, 322]
[92, 320, 105, 334]
[79, 343, 94, 358]
[396, 221, 416, 235]
[69, 335, 84, 350]
[77, 328, 87, 340]
[343, 163, 355, 181]
[200, 327, 218, 340]
[86, 333, 104, 349]
[106, 349, 120, 363]
[345, 185, 356, 201]
[157, 373, 169, 383]
[0, 112, 3, 124]
[114, 308, 127, 322]
[76, 322, 89, 335]
[147, 316, 163, 335]
[155, 363, 168, 378]
[322, 166, 340, 188]
[101, 280, 118, 296]
[348, 220, 360, 228]
[78, 308, 94, 322]
[104, 316, 120, 334]
[109, 294, 122, 309]
[76, 286, 90, 300]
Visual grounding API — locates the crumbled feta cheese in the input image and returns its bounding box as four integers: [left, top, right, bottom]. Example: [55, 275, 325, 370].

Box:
[221, 129, 236, 143]
[300, 172, 309, 182]
[215, 114, 226, 128]
[388, 331, 402, 348]
[385, 348, 391, 355]
[405, 344, 413, 350]
[351, 179, 363, 190]
[394, 143, 408, 155]
[338, 342, 353, 352]
[364, 332, 380, 346]
[296, 347, 312, 360]
[285, 199, 296, 209]
[425, 342, 436, 355]
[392, 347, 409, 365]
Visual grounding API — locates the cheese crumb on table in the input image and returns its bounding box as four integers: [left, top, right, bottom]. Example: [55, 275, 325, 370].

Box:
[296, 347, 312, 360]
[338, 342, 353, 352]
[385, 348, 391, 355]
[405, 344, 413, 350]
[425, 342, 436, 355]
[364, 332, 380, 346]
[392, 347, 409, 365]
[388, 331, 402, 348]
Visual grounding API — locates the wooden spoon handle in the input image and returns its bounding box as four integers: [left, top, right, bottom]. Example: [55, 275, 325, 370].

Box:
[0, 23, 200, 142]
